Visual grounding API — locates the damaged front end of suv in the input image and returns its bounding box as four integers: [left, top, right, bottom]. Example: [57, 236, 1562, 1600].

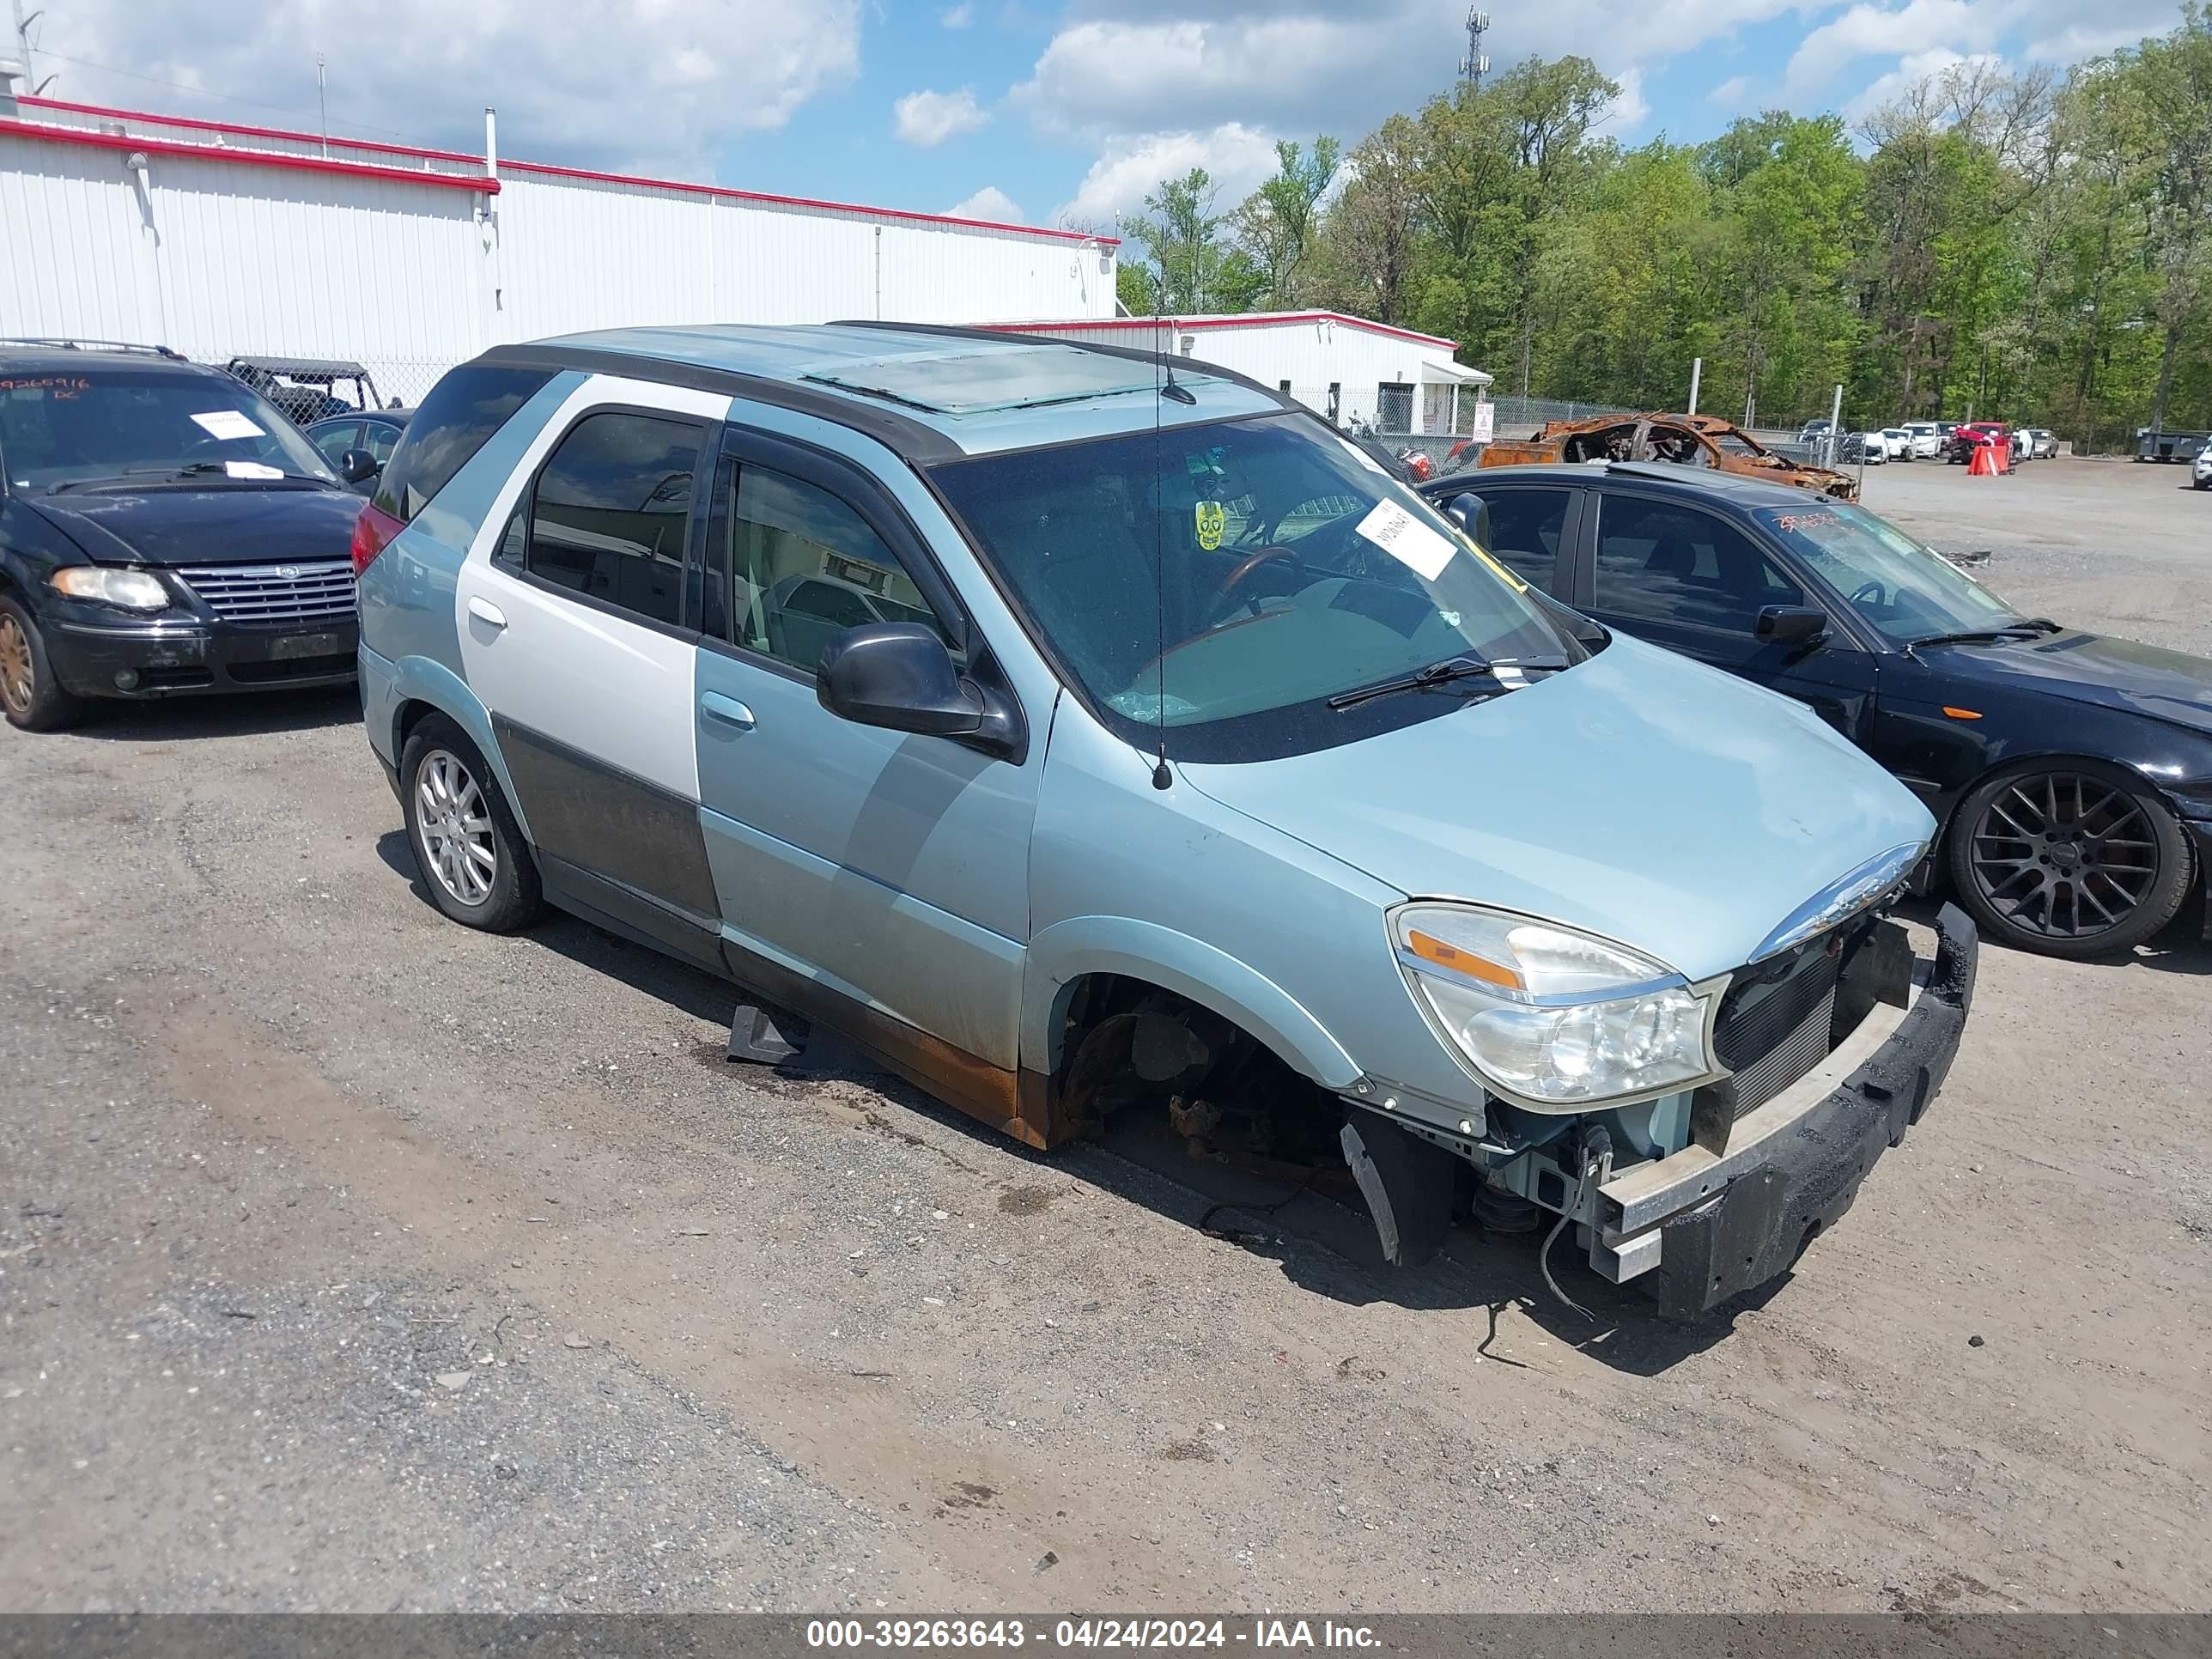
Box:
[1343, 858, 1975, 1316]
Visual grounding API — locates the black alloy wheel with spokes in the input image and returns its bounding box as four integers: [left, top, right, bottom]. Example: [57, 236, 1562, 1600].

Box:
[1948, 762, 2193, 958]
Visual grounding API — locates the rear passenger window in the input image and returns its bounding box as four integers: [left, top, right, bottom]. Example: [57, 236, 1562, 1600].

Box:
[523, 412, 701, 629]
[1477, 488, 1570, 588]
[374, 363, 554, 524]
[717, 463, 953, 675]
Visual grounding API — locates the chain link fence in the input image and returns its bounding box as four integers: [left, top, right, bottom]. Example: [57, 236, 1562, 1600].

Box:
[207, 353, 457, 425]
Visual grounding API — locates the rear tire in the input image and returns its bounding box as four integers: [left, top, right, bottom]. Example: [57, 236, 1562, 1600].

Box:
[1946, 760, 2192, 958]
[399, 714, 544, 932]
[0, 596, 85, 732]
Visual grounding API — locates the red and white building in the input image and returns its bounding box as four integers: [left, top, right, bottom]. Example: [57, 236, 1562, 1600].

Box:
[0, 93, 1119, 402]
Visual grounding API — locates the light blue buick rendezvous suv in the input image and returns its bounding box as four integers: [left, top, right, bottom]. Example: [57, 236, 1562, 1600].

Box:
[353, 323, 1977, 1316]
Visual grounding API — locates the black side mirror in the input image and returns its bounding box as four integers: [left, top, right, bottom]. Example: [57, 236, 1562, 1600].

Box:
[817, 623, 1024, 759]
[1757, 605, 1829, 644]
[339, 447, 381, 484]
[1445, 491, 1492, 548]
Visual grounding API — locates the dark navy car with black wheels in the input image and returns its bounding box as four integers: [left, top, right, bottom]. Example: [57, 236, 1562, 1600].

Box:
[0, 339, 362, 732]
[1419, 461, 2212, 959]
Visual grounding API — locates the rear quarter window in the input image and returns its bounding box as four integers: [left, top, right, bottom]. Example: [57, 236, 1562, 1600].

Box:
[374, 363, 555, 523]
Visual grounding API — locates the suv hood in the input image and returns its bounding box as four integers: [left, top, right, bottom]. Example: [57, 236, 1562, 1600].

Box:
[1180, 635, 1935, 982]
[1933, 629, 2212, 738]
[27, 486, 360, 568]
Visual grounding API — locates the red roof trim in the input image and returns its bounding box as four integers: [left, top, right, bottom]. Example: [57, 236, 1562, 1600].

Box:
[991, 312, 1459, 351]
[15, 94, 1118, 246]
[0, 116, 499, 193]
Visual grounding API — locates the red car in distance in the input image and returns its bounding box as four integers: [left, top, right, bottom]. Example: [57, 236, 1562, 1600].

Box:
[1946, 422, 2013, 465]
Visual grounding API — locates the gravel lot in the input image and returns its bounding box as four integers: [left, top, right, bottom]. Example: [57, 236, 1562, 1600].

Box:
[3, 458, 2207, 1614]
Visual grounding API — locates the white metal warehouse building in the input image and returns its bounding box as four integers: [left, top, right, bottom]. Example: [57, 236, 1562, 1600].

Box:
[0, 93, 1120, 404]
[1, 94, 1490, 430]
[987, 313, 1492, 436]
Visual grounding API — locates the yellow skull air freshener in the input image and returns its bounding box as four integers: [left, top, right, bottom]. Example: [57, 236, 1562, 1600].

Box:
[1194, 501, 1226, 551]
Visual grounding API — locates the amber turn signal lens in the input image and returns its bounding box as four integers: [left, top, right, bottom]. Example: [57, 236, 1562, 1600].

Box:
[1406, 928, 1523, 990]
[1942, 706, 1983, 720]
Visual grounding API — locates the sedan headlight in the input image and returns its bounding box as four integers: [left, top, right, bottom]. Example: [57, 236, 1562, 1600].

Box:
[1392, 904, 1716, 1106]
[51, 567, 171, 612]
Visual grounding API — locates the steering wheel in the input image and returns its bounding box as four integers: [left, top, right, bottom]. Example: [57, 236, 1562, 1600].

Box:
[1212, 545, 1302, 617]
[1849, 579, 1887, 609]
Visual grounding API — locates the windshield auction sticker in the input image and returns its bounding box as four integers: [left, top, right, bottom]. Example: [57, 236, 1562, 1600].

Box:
[1353, 499, 1455, 582]
[191, 410, 266, 441]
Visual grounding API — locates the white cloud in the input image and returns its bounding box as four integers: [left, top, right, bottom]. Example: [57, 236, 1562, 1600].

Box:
[892, 87, 989, 147]
[1786, 0, 2186, 95]
[945, 185, 1023, 222]
[1709, 73, 1754, 106]
[1054, 123, 1282, 228]
[1018, 1, 1825, 216]
[1017, 2, 1818, 145]
[2023, 18, 2175, 58]
[1784, 0, 1988, 93]
[1842, 46, 2008, 121]
[26, 0, 861, 176]
[1602, 66, 1650, 134]
[940, 3, 975, 24]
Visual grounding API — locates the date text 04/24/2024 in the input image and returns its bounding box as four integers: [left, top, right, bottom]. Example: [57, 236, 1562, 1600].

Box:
[804, 1620, 1382, 1650]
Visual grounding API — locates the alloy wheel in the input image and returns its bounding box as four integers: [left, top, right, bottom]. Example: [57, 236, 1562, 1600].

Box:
[1966, 771, 2160, 942]
[0, 613, 33, 717]
[414, 749, 498, 908]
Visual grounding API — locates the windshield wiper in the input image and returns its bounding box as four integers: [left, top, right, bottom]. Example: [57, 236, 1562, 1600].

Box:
[1328, 653, 1568, 711]
[45, 468, 177, 495]
[1905, 617, 2063, 658]
[46, 463, 327, 495]
[165, 462, 327, 484]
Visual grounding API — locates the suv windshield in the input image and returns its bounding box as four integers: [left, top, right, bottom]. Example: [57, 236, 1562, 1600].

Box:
[1755, 501, 2021, 644]
[930, 413, 1575, 757]
[0, 368, 337, 492]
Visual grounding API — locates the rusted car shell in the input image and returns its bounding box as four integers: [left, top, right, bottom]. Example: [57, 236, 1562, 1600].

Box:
[1477, 411, 1860, 501]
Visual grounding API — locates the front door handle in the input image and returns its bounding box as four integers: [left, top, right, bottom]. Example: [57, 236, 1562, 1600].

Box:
[701, 691, 756, 732]
[467, 596, 507, 629]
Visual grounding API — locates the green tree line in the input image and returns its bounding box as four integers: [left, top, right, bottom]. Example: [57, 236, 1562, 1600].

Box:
[1116, 5, 2212, 446]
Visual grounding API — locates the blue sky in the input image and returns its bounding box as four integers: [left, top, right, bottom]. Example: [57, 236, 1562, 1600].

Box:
[27, 1, 2197, 236]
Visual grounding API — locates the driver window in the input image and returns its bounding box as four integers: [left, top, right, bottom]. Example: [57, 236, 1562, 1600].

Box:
[720, 462, 956, 675]
[1593, 496, 1803, 634]
[1477, 488, 1569, 588]
[313, 423, 362, 465]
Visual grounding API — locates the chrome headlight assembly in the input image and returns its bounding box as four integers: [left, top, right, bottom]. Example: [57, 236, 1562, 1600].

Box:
[51, 566, 171, 612]
[1392, 903, 1718, 1108]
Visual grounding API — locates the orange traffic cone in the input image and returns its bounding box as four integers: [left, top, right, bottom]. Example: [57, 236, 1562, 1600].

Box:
[1968, 441, 1996, 477]
[1993, 440, 2010, 474]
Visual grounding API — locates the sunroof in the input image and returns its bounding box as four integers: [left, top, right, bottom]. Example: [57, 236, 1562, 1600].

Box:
[804, 346, 1163, 415]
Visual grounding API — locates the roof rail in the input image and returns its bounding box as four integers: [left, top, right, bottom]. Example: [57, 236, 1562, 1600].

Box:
[0, 337, 187, 360]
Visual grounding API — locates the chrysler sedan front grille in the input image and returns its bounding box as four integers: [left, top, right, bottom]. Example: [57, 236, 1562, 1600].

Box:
[175, 559, 357, 626]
